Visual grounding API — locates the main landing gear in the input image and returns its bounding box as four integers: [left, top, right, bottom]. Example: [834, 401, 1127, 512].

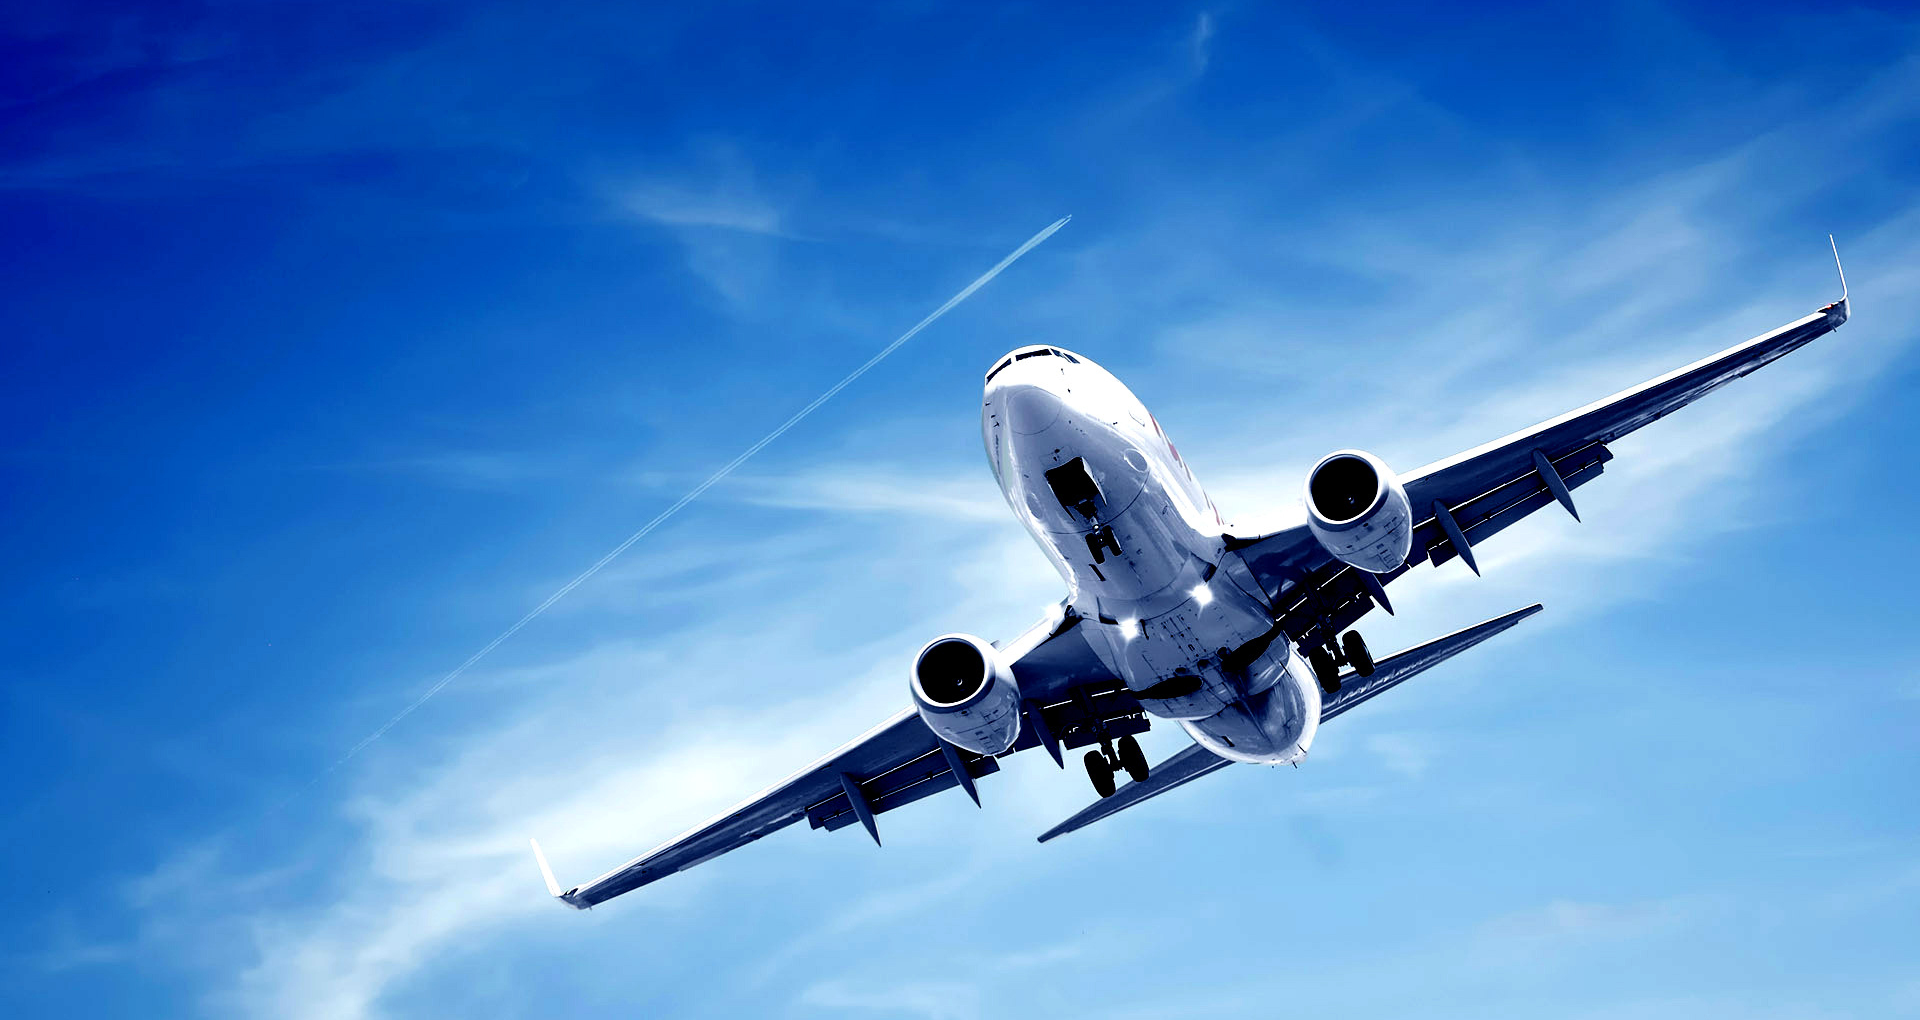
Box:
[1084, 734, 1149, 798]
[1342, 631, 1376, 677]
[1307, 631, 1377, 695]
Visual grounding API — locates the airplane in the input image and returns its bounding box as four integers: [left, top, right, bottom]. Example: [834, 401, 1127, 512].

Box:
[529, 241, 1851, 910]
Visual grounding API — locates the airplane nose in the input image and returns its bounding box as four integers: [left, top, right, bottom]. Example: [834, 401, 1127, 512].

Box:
[1001, 383, 1062, 435]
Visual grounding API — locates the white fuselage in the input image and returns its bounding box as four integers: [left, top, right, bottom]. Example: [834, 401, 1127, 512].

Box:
[981, 345, 1319, 764]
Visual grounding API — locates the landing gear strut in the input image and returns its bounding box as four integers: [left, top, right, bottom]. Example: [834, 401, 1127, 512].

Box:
[1084, 734, 1149, 798]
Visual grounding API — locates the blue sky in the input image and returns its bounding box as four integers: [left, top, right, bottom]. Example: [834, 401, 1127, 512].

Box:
[4, 1, 1919, 1016]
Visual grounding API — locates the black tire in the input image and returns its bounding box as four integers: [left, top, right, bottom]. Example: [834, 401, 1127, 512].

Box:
[1309, 646, 1341, 694]
[1117, 734, 1150, 784]
[1342, 631, 1376, 677]
[1085, 750, 1117, 798]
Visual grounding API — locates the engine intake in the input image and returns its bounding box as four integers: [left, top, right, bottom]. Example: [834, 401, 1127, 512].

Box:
[1304, 449, 1413, 574]
[910, 634, 1023, 755]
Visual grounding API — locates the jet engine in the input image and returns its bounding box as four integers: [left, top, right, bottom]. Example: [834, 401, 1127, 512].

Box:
[910, 634, 1023, 755]
[1304, 449, 1413, 574]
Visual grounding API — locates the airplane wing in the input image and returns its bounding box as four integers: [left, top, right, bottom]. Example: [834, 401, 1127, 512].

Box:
[1230, 252, 1849, 644]
[535, 604, 1138, 908]
[1035, 603, 1544, 841]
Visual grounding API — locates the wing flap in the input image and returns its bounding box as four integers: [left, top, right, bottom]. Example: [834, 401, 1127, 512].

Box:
[808, 745, 1003, 832]
[1417, 443, 1612, 570]
[556, 708, 925, 906]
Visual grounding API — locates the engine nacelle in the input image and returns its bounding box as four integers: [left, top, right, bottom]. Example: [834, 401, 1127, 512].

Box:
[1304, 449, 1413, 574]
[910, 634, 1023, 755]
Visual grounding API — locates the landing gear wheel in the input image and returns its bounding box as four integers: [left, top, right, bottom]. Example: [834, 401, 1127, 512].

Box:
[1116, 734, 1150, 784]
[1084, 750, 1117, 798]
[1308, 646, 1341, 694]
[1342, 631, 1376, 678]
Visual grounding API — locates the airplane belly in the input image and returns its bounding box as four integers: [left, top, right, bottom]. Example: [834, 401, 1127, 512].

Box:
[1180, 645, 1322, 765]
[1072, 479, 1198, 602]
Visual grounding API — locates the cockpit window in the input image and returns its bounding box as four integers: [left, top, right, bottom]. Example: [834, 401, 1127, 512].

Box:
[986, 347, 1078, 382]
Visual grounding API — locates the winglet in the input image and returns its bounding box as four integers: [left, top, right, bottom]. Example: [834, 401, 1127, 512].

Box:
[530, 837, 564, 899]
[1830, 234, 1847, 303]
[1828, 234, 1850, 325]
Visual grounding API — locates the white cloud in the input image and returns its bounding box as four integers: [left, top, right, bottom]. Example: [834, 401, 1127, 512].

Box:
[619, 181, 784, 236]
[119, 501, 1069, 1018]
[1189, 12, 1216, 75]
[1475, 896, 1705, 945]
[354, 451, 565, 490]
[799, 978, 982, 1020]
[607, 147, 797, 306]
[1363, 732, 1435, 780]
[729, 465, 1010, 524]
[13, 912, 134, 974]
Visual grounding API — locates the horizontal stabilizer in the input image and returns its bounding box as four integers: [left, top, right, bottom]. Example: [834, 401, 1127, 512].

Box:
[1321, 603, 1543, 723]
[1037, 741, 1231, 842]
[1036, 603, 1545, 842]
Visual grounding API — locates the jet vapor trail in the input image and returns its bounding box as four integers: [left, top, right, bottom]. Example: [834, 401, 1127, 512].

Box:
[322, 215, 1072, 777]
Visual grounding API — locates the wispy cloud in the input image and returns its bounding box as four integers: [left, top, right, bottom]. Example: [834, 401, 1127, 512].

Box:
[797, 935, 1095, 1020]
[13, 917, 133, 975]
[1474, 895, 1707, 947]
[1362, 732, 1435, 779]
[619, 181, 785, 236]
[1189, 12, 1216, 74]
[347, 450, 568, 490]
[288, 219, 1065, 807]
[729, 465, 1010, 523]
[799, 978, 982, 1020]
[119, 506, 1068, 1017]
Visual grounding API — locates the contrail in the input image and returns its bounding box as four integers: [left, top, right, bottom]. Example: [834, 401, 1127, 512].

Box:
[320, 215, 1071, 777]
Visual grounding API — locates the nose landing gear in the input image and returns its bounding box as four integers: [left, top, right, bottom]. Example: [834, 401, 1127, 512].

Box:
[1083, 734, 1150, 798]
